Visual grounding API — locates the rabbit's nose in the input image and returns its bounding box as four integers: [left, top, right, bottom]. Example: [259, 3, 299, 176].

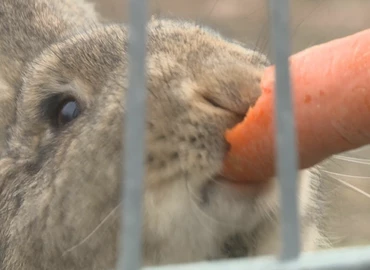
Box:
[202, 94, 246, 119]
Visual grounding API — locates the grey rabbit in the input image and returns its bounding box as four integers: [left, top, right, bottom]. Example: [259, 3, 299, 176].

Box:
[0, 0, 330, 269]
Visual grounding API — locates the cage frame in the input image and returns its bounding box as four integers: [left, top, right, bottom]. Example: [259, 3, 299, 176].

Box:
[118, 0, 370, 269]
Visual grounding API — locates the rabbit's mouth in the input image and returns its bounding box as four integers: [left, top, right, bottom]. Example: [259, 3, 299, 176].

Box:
[215, 173, 268, 193]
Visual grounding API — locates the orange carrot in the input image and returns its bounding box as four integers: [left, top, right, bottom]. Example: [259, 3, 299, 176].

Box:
[223, 28, 370, 183]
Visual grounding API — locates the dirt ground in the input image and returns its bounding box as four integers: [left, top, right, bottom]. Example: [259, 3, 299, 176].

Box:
[90, 0, 370, 251]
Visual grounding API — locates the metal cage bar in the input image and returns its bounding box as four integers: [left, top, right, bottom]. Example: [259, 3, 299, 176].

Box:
[118, 0, 148, 269]
[268, 0, 300, 260]
[145, 245, 370, 270]
[118, 0, 370, 269]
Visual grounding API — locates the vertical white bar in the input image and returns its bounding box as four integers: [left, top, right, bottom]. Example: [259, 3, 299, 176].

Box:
[268, 0, 301, 260]
[117, 0, 148, 269]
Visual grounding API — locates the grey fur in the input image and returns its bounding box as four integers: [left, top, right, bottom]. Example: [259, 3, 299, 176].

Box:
[0, 1, 328, 269]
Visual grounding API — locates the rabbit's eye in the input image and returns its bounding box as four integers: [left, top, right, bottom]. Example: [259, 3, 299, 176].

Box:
[58, 100, 81, 126]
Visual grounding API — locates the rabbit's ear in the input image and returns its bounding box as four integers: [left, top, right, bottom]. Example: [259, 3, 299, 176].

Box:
[0, 0, 98, 152]
[0, 0, 98, 89]
[0, 78, 15, 153]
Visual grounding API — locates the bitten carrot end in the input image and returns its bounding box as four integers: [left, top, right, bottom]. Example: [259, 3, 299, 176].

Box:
[222, 28, 370, 183]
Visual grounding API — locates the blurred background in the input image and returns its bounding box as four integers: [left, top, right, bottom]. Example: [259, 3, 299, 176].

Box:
[91, 0, 370, 54]
[90, 0, 370, 250]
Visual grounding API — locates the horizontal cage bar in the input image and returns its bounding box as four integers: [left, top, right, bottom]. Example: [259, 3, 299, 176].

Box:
[144, 245, 370, 270]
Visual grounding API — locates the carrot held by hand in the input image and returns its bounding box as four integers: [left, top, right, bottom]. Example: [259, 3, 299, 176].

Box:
[223, 28, 370, 183]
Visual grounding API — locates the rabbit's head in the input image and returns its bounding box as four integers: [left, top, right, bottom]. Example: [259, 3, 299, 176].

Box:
[0, 1, 322, 269]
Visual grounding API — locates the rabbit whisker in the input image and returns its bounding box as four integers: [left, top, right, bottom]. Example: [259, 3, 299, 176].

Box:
[333, 155, 370, 165]
[325, 172, 370, 200]
[184, 173, 251, 230]
[184, 177, 216, 234]
[62, 202, 121, 256]
[320, 169, 370, 180]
